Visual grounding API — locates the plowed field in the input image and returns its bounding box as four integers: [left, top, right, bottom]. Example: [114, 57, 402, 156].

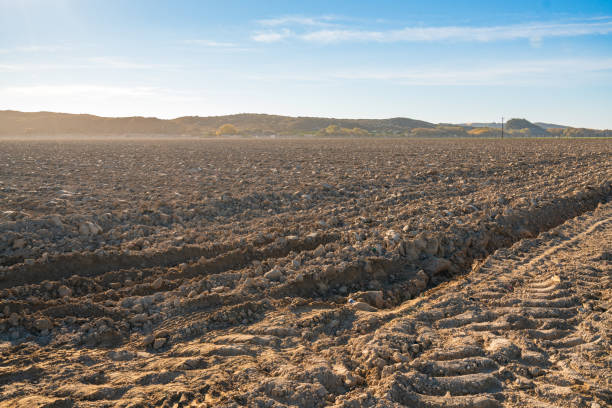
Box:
[0, 138, 610, 407]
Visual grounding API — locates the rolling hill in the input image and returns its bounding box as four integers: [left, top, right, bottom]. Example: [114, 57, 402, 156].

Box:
[0, 111, 608, 137]
[505, 118, 548, 135]
[534, 122, 568, 129]
[0, 111, 434, 136]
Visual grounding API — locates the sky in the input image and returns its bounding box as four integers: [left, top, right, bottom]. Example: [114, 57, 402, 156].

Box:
[1, 0, 612, 128]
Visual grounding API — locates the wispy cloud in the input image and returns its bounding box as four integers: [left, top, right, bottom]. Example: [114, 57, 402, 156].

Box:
[180, 39, 253, 52]
[0, 63, 89, 72]
[339, 58, 612, 85]
[257, 15, 339, 27]
[0, 44, 71, 54]
[252, 15, 349, 42]
[87, 57, 176, 70]
[253, 19, 612, 43]
[0, 57, 177, 72]
[0, 85, 203, 104]
[251, 28, 293, 43]
[244, 58, 612, 85]
[182, 39, 238, 47]
[1, 85, 159, 97]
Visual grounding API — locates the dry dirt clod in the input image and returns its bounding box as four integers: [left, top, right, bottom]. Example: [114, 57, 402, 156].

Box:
[57, 285, 72, 297]
[264, 268, 282, 281]
[33, 317, 52, 331]
[350, 301, 378, 312]
[151, 277, 164, 290]
[153, 337, 166, 349]
[12, 238, 26, 249]
[142, 334, 155, 346]
[79, 221, 102, 236]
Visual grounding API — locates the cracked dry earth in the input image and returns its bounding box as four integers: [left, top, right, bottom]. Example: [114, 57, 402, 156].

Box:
[0, 138, 611, 407]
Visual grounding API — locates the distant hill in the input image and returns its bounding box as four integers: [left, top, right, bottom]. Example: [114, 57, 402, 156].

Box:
[174, 114, 435, 134]
[464, 118, 553, 132]
[505, 118, 542, 130]
[0, 110, 434, 136]
[0, 111, 182, 135]
[505, 118, 548, 135]
[462, 120, 568, 130]
[462, 122, 503, 129]
[534, 122, 568, 129]
[0, 110, 608, 138]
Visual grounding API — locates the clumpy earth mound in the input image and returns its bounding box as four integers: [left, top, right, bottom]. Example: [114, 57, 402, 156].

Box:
[0, 138, 610, 407]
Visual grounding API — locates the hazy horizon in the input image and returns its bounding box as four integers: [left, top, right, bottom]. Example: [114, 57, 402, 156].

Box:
[2, 0, 612, 128]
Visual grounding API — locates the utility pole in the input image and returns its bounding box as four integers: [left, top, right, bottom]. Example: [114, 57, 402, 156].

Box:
[501, 116, 504, 139]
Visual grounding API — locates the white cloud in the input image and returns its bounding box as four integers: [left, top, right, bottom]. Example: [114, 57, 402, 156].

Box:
[0, 85, 204, 106]
[253, 19, 612, 44]
[251, 28, 293, 43]
[253, 15, 351, 41]
[182, 39, 238, 47]
[257, 15, 338, 27]
[2, 85, 160, 98]
[0, 63, 89, 72]
[0, 44, 71, 54]
[0, 58, 176, 72]
[180, 39, 253, 52]
[0, 85, 208, 119]
[87, 57, 175, 70]
[300, 29, 383, 43]
[245, 58, 612, 85]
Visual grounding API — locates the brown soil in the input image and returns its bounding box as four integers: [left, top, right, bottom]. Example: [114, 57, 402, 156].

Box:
[0, 138, 610, 407]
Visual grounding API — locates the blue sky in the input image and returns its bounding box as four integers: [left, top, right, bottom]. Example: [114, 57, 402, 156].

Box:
[1, 0, 612, 128]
